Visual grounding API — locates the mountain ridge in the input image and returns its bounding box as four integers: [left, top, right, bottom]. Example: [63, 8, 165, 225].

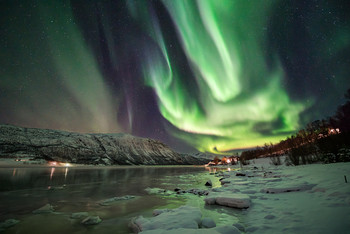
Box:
[0, 124, 209, 165]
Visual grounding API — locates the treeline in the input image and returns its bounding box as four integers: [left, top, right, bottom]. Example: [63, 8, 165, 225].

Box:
[240, 89, 350, 165]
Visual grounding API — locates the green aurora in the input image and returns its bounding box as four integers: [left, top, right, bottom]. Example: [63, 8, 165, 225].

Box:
[137, 0, 307, 152]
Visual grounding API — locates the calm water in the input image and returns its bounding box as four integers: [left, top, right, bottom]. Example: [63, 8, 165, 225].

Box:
[0, 166, 212, 233]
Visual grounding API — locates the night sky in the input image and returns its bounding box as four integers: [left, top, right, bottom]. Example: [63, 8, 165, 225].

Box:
[1, 0, 349, 153]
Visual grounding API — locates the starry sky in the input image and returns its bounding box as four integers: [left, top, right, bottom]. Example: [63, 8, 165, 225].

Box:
[1, 0, 349, 153]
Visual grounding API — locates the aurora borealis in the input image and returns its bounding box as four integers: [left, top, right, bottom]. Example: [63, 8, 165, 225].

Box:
[1, 0, 350, 153]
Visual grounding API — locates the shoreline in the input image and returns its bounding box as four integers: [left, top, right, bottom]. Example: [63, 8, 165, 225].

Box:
[0, 158, 207, 169]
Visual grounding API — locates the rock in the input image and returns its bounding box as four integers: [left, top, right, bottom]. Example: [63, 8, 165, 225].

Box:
[185, 189, 209, 196]
[0, 124, 207, 165]
[174, 188, 181, 192]
[0, 219, 20, 229]
[264, 214, 276, 219]
[220, 179, 231, 185]
[145, 188, 167, 194]
[235, 173, 246, 177]
[71, 212, 89, 219]
[232, 223, 245, 232]
[204, 193, 250, 209]
[130, 206, 202, 232]
[153, 209, 169, 216]
[32, 204, 54, 214]
[205, 180, 212, 187]
[201, 217, 216, 228]
[81, 216, 102, 225]
[99, 195, 136, 206]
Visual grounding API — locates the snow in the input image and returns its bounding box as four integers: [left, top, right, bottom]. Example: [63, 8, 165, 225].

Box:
[130, 206, 240, 234]
[32, 204, 54, 214]
[138, 159, 350, 233]
[210, 158, 350, 233]
[130, 206, 202, 232]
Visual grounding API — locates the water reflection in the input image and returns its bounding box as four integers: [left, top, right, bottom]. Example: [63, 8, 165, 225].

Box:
[50, 167, 55, 180]
[64, 167, 68, 180]
[0, 166, 209, 233]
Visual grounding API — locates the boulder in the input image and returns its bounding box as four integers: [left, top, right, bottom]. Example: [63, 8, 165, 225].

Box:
[205, 180, 212, 186]
[201, 217, 216, 228]
[204, 193, 250, 209]
[81, 216, 102, 225]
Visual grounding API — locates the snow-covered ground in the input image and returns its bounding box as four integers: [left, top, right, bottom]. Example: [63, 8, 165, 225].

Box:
[136, 158, 350, 233]
[1, 158, 349, 233]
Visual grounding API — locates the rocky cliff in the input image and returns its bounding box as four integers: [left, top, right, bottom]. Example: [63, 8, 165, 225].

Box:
[0, 125, 209, 165]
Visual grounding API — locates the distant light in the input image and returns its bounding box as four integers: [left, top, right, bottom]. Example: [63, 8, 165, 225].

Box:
[64, 163, 71, 167]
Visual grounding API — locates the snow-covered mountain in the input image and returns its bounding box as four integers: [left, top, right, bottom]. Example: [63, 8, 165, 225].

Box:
[0, 125, 209, 165]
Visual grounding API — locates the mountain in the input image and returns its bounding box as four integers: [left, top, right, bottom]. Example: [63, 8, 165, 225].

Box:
[0, 125, 209, 165]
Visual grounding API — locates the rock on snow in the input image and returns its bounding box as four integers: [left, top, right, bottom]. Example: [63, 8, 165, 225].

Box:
[204, 193, 250, 209]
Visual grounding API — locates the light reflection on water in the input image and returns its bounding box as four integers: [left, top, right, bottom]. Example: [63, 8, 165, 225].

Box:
[0, 166, 215, 233]
[49, 167, 55, 180]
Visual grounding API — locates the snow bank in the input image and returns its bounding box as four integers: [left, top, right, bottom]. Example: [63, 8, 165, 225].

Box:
[130, 206, 241, 234]
[130, 206, 202, 232]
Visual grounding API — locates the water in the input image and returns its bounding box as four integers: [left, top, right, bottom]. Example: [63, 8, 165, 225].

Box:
[0, 166, 211, 233]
